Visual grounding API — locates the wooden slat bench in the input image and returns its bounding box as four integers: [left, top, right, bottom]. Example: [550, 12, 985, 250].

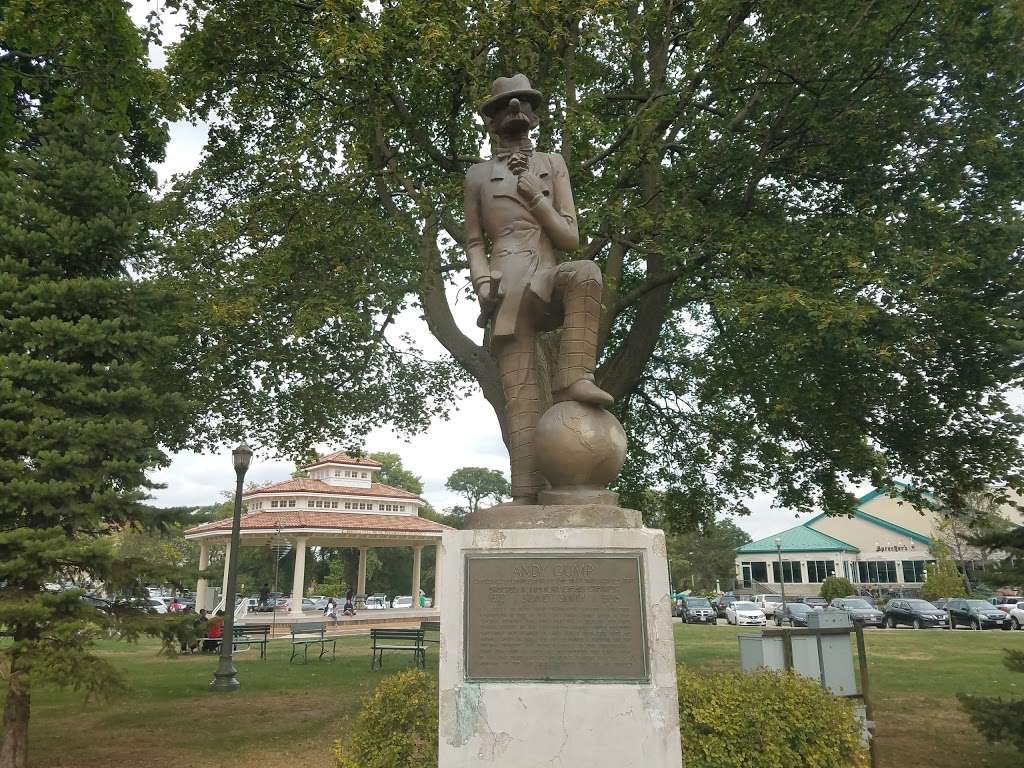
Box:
[419, 621, 440, 662]
[370, 628, 425, 670]
[232, 624, 271, 660]
[290, 621, 336, 664]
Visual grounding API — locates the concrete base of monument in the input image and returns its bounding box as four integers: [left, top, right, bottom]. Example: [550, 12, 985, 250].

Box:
[464, 502, 641, 529]
[437, 525, 682, 768]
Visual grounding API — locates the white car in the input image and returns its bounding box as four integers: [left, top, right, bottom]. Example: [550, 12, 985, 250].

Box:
[391, 596, 414, 609]
[726, 601, 767, 626]
[1009, 605, 1024, 631]
[364, 596, 387, 609]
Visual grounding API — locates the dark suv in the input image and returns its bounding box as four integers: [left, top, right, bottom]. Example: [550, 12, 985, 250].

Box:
[946, 598, 1009, 630]
[713, 595, 737, 618]
[680, 597, 716, 624]
[883, 599, 947, 629]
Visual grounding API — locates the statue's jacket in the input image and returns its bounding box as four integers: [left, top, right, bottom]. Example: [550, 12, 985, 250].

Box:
[464, 151, 579, 344]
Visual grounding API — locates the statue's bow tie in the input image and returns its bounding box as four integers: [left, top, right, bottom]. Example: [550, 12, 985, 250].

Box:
[495, 147, 533, 174]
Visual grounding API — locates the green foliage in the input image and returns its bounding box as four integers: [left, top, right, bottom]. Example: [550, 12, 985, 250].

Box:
[677, 666, 867, 767]
[820, 576, 857, 602]
[160, 0, 1024, 528]
[959, 649, 1024, 753]
[0, 3, 185, 761]
[445, 467, 511, 515]
[370, 451, 424, 495]
[665, 519, 751, 592]
[333, 669, 438, 768]
[921, 542, 968, 601]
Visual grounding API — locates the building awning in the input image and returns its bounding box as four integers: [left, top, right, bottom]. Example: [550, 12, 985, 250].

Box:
[737, 524, 859, 555]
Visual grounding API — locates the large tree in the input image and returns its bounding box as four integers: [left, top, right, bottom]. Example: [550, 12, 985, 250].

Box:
[159, 0, 1024, 524]
[0, 3, 184, 765]
[446, 467, 512, 516]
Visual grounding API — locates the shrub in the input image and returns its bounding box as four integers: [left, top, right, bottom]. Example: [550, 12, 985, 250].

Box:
[677, 666, 868, 767]
[334, 669, 438, 768]
[820, 575, 856, 602]
[921, 543, 968, 601]
[332, 666, 869, 768]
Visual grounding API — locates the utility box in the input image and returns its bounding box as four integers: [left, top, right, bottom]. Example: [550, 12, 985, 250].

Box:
[738, 611, 857, 697]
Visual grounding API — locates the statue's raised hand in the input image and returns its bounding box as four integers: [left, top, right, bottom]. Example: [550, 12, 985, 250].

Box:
[517, 171, 545, 205]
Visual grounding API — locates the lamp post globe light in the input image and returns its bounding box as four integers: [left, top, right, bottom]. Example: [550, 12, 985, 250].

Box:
[774, 536, 788, 625]
[210, 443, 253, 692]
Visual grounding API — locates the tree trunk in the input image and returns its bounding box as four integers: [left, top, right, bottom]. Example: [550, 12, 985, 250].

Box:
[0, 651, 30, 768]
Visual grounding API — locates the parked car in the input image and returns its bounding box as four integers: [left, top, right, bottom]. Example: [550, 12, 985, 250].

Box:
[713, 595, 737, 618]
[391, 595, 414, 609]
[945, 598, 1009, 630]
[883, 599, 948, 629]
[1008, 605, 1024, 630]
[752, 594, 784, 617]
[775, 602, 814, 627]
[801, 597, 828, 610]
[680, 597, 716, 624]
[81, 594, 112, 612]
[829, 597, 884, 627]
[364, 595, 387, 609]
[989, 596, 1023, 614]
[726, 601, 767, 626]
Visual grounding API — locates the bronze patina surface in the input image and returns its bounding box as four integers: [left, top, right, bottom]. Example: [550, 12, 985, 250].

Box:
[464, 553, 648, 682]
[466, 74, 625, 508]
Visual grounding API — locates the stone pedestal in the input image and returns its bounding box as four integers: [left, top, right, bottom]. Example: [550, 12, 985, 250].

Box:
[437, 524, 682, 768]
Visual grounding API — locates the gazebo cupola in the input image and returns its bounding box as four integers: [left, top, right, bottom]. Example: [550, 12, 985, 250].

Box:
[304, 451, 379, 489]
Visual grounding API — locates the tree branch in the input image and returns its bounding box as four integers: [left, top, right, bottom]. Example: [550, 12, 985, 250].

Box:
[417, 218, 508, 447]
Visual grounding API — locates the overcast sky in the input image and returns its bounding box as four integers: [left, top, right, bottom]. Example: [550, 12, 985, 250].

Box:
[132, 2, 879, 540]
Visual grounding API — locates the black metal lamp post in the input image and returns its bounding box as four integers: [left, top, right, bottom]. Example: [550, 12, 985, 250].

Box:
[775, 536, 788, 625]
[210, 443, 253, 692]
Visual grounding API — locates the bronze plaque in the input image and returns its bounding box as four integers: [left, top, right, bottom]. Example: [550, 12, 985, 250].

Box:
[464, 553, 648, 682]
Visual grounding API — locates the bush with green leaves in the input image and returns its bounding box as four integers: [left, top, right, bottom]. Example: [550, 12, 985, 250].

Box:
[334, 666, 867, 768]
[334, 669, 437, 768]
[678, 666, 867, 767]
[921, 542, 968, 602]
[820, 576, 857, 602]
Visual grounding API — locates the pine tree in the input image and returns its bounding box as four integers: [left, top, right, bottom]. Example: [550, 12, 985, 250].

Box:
[0, 4, 184, 765]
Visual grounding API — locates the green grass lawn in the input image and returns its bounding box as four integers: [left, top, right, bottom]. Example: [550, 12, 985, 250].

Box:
[13, 624, 1024, 767]
[674, 623, 1023, 768]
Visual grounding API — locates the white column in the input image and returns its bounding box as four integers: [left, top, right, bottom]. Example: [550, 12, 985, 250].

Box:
[290, 536, 307, 615]
[410, 545, 423, 609]
[357, 547, 368, 597]
[220, 541, 231, 606]
[433, 543, 442, 609]
[195, 541, 210, 612]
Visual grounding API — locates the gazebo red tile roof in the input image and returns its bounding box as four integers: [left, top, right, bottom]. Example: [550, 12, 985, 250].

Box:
[303, 451, 382, 469]
[184, 511, 451, 537]
[242, 478, 422, 501]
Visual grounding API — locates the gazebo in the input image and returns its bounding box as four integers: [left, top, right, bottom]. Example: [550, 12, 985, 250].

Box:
[183, 452, 452, 615]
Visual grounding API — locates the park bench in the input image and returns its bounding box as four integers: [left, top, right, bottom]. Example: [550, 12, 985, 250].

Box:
[289, 621, 337, 664]
[370, 628, 425, 670]
[232, 624, 271, 660]
[419, 621, 440, 662]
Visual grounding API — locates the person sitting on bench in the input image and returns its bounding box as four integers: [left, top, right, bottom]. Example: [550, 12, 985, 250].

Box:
[203, 610, 224, 652]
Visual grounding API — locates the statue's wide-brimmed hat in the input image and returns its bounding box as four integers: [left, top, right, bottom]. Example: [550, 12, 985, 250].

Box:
[479, 74, 544, 117]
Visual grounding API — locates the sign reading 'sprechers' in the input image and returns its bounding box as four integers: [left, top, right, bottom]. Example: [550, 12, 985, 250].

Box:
[464, 553, 648, 682]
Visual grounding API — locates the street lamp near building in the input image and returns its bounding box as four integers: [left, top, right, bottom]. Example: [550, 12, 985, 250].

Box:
[210, 443, 253, 692]
[775, 536, 788, 625]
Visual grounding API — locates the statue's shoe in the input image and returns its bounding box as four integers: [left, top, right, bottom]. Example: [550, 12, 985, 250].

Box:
[553, 379, 614, 407]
